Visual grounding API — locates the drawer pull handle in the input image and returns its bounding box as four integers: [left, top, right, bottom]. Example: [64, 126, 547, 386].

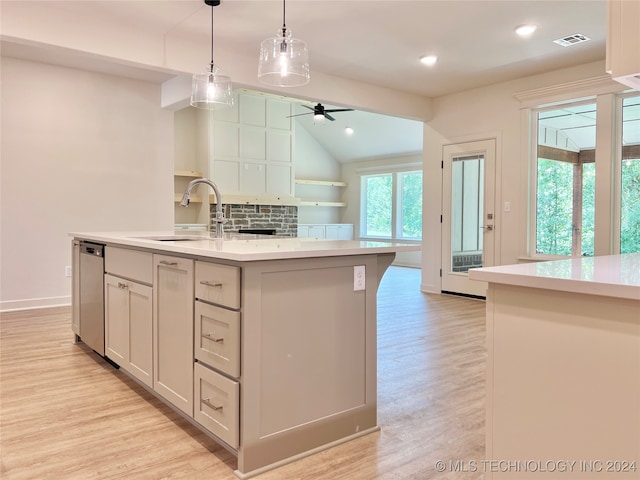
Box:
[118, 282, 129, 289]
[200, 280, 223, 288]
[202, 398, 223, 411]
[159, 260, 178, 266]
[202, 333, 224, 343]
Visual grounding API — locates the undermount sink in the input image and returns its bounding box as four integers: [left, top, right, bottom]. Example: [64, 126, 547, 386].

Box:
[134, 235, 210, 242]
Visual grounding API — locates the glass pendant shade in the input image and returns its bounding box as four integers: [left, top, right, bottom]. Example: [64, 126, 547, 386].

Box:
[191, 64, 233, 109]
[258, 29, 310, 87]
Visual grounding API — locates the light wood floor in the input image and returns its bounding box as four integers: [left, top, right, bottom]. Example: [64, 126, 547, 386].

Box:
[1, 267, 486, 480]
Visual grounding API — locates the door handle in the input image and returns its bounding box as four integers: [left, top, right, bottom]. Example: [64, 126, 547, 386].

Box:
[480, 225, 493, 231]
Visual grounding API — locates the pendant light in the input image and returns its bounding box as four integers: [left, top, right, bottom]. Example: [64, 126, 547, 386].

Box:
[191, 0, 233, 109]
[257, 0, 310, 87]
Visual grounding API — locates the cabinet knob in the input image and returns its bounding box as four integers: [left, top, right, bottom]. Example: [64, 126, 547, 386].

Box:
[200, 280, 223, 288]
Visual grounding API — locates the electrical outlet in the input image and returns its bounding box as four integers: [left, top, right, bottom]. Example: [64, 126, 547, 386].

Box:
[354, 265, 366, 291]
[65, 266, 72, 277]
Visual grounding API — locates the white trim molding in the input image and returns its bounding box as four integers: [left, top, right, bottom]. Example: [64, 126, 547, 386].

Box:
[514, 75, 627, 108]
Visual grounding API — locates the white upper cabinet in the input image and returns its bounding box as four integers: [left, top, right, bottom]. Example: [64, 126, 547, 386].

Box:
[211, 92, 295, 198]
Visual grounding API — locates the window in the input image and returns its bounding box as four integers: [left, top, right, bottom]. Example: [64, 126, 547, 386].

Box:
[620, 95, 640, 254]
[534, 101, 596, 256]
[530, 92, 640, 257]
[361, 170, 422, 240]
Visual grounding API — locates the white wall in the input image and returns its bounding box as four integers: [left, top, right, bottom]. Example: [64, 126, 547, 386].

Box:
[294, 121, 342, 224]
[420, 60, 615, 293]
[0, 57, 174, 310]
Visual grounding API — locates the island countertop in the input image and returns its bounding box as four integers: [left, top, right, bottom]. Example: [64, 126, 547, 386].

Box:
[469, 253, 640, 301]
[70, 231, 420, 262]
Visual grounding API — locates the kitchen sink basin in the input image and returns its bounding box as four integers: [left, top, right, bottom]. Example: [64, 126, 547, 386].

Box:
[134, 235, 210, 242]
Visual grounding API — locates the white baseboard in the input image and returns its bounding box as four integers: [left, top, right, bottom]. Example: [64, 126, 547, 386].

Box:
[0, 295, 71, 312]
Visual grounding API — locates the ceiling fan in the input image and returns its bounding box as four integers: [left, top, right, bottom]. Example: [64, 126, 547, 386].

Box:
[288, 103, 354, 122]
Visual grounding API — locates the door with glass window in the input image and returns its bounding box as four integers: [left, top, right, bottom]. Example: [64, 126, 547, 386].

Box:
[441, 140, 495, 297]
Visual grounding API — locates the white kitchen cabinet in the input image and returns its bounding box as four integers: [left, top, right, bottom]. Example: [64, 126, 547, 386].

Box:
[104, 274, 153, 387]
[212, 92, 294, 197]
[297, 224, 354, 240]
[153, 254, 194, 416]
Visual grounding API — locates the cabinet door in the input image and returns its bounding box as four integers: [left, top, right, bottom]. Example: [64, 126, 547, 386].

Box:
[105, 274, 129, 366]
[308, 225, 325, 239]
[104, 274, 153, 388]
[127, 281, 153, 388]
[338, 225, 354, 240]
[325, 225, 339, 240]
[153, 255, 194, 416]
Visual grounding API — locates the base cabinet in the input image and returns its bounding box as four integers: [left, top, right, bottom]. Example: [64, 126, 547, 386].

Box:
[153, 254, 194, 416]
[104, 274, 153, 387]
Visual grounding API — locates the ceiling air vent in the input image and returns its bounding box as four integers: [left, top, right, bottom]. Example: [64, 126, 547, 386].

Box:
[553, 34, 591, 47]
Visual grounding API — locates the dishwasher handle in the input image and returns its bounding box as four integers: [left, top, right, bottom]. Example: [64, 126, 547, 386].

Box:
[79, 242, 105, 257]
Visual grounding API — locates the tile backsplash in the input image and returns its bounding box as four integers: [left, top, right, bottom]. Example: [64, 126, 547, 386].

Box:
[211, 204, 298, 237]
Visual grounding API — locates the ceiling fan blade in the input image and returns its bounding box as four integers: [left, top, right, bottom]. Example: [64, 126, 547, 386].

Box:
[286, 112, 312, 118]
[325, 108, 354, 113]
[324, 113, 336, 121]
[301, 105, 315, 111]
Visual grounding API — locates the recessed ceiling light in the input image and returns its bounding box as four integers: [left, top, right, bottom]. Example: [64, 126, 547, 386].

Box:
[514, 24, 537, 36]
[345, 126, 354, 136]
[419, 55, 438, 66]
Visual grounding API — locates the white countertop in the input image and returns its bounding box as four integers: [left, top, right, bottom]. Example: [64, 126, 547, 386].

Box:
[71, 231, 420, 262]
[469, 253, 640, 300]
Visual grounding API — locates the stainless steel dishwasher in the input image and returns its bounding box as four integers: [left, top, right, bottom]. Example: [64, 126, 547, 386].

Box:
[78, 241, 105, 355]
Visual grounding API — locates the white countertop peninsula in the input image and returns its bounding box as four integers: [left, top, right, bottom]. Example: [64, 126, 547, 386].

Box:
[469, 252, 640, 300]
[469, 254, 640, 479]
[71, 231, 420, 478]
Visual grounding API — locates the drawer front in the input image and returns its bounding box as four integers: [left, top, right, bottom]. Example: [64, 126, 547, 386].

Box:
[194, 362, 239, 448]
[195, 261, 240, 309]
[105, 246, 153, 284]
[195, 301, 240, 378]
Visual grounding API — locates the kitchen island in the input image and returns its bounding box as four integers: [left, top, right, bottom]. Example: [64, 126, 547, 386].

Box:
[70, 231, 419, 478]
[469, 254, 640, 479]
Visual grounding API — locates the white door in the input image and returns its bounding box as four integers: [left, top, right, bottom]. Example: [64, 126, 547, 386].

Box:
[441, 139, 496, 297]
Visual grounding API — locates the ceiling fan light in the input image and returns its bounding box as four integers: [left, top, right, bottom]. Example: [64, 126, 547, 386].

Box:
[191, 66, 233, 109]
[258, 30, 310, 87]
[313, 113, 325, 124]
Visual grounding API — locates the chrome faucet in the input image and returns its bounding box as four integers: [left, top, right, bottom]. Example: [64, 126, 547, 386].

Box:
[180, 178, 226, 238]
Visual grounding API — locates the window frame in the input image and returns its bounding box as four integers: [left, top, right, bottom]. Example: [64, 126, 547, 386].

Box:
[527, 91, 640, 258]
[360, 168, 423, 242]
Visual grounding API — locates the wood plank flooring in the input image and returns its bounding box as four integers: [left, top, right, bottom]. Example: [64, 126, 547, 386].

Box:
[0, 267, 486, 480]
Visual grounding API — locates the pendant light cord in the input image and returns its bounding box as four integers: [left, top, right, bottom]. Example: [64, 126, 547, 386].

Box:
[210, 4, 214, 70]
[281, 0, 287, 36]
